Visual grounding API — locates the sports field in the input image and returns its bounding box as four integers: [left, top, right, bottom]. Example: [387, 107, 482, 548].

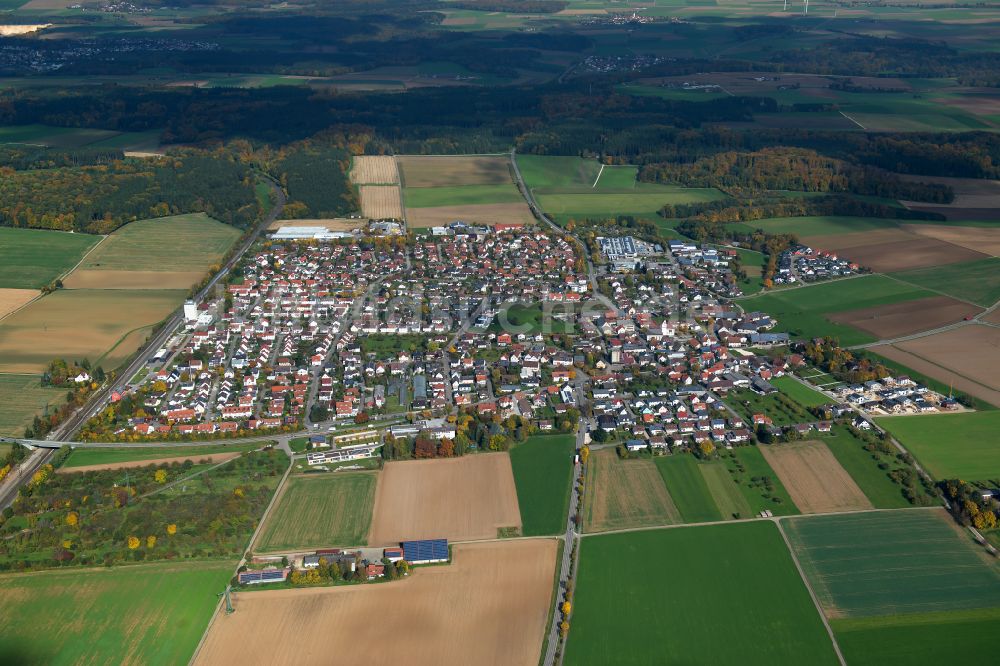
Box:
[0, 561, 234, 666]
[0, 289, 185, 373]
[740, 275, 936, 345]
[784, 510, 1000, 618]
[0, 227, 99, 289]
[771, 376, 831, 408]
[509, 434, 575, 536]
[582, 449, 680, 532]
[368, 454, 521, 544]
[565, 522, 840, 666]
[69, 213, 239, 274]
[654, 454, 723, 523]
[878, 411, 1000, 479]
[0, 373, 64, 437]
[194, 540, 557, 666]
[257, 472, 376, 551]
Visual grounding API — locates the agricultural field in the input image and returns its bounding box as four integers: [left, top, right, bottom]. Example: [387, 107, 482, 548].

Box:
[0, 289, 185, 373]
[357, 185, 403, 219]
[872, 325, 1000, 409]
[59, 451, 240, 473]
[819, 426, 916, 510]
[405, 203, 535, 228]
[349, 155, 399, 184]
[890, 257, 1000, 308]
[878, 411, 1000, 480]
[654, 454, 723, 523]
[257, 472, 377, 551]
[727, 446, 800, 517]
[0, 561, 234, 666]
[804, 226, 988, 273]
[397, 155, 510, 187]
[740, 275, 936, 345]
[828, 295, 981, 340]
[63, 213, 240, 290]
[0, 374, 65, 437]
[565, 522, 840, 666]
[784, 510, 1000, 618]
[508, 434, 575, 536]
[0, 288, 36, 320]
[368, 454, 521, 544]
[404, 184, 523, 208]
[0, 124, 159, 151]
[582, 449, 680, 532]
[770, 376, 830, 408]
[0, 227, 99, 289]
[760, 441, 874, 515]
[194, 540, 557, 666]
[899, 177, 1000, 222]
[901, 222, 1000, 256]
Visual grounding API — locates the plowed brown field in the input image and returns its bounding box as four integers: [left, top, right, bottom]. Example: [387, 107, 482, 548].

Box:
[804, 229, 987, 271]
[902, 224, 1000, 257]
[359, 185, 403, 219]
[193, 540, 558, 666]
[828, 295, 982, 339]
[406, 202, 534, 228]
[368, 454, 521, 544]
[760, 441, 872, 514]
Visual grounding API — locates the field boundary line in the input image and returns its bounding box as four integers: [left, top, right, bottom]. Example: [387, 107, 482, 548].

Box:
[840, 111, 865, 130]
[591, 163, 604, 188]
[774, 519, 847, 666]
[188, 455, 294, 666]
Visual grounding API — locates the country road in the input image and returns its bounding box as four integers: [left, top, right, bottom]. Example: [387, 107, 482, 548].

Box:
[0, 177, 286, 511]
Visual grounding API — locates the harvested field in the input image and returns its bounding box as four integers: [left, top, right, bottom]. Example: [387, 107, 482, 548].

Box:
[760, 441, 873, 514]
[368, 454, 521, 544]
[583, 449, 681, 532]
[0, 288, 37, 320]
[872, 324, 1000, 407]
[398, 155, 511, 187]
[0, 289, 184, 373]
[902, 223, 1000, 257]
[406, 202, 535, 228]
[350, 155, 399, 184]
[804, 229, 988, 272]
[194, 540, 557, 666]
[828, 296, 982, 339]
[359, 185, 403, 219]
[267, 218, 362, 232]
[56, 452, 239, 473]
[900, 175, 1000, 220]
[62, 269, 205, 290]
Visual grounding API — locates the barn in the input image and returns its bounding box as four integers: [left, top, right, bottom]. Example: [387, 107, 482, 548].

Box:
[238, 568, 290, 585]
[401, 539, 449, 564]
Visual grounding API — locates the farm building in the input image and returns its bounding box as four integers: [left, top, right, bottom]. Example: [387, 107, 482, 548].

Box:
[402, 539, 449, 564]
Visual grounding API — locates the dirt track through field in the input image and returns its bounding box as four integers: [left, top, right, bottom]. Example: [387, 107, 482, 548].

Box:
[872, 324, 1000, 407]
[0, 289, 37, 321]
[359, 185, 403, 219]
[405, 202, 535, 228]
[584, 449, 681, 532]
[368, 454, 521, 544]
[760, 441, 872, 514]
[57, 452, 239, 473]
[828, 295, 982, 339]
[350, 156, 399, 184]
[193, 540, 557, 666]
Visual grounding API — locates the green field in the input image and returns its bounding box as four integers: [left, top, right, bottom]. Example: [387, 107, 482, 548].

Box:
[654, 454, 723, 523]
[509, 434, 575, 536]
[516, 154, 601, 190]
[729, 446, 800, 517]
[0, 228, 99, 289]
[725, 387, 813, 427]
[699, 458, 753, 519]
[0, 374, 65, 437]
[534, 185, 724, 218]
[741, 275, 936, 345]
[785, 510, 1000, 618]
[257, 472, 377, 551]
[565, 522, 840, 665]
[749, 216, 899, 237]
[61, 442, 272, 468]
[771, 376, 830, 408]
[890, 258, 1000, 308]
[76, 213, 240, 272]
[819, 426, 912, 509]
[832, 608, 1000, 666]
[490, 302, 575, 334]
[593, 165, 638, 189]
[878, 411, 1000, 480]
[403, 184, 523, 207]
[0, 561, 233, 665]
